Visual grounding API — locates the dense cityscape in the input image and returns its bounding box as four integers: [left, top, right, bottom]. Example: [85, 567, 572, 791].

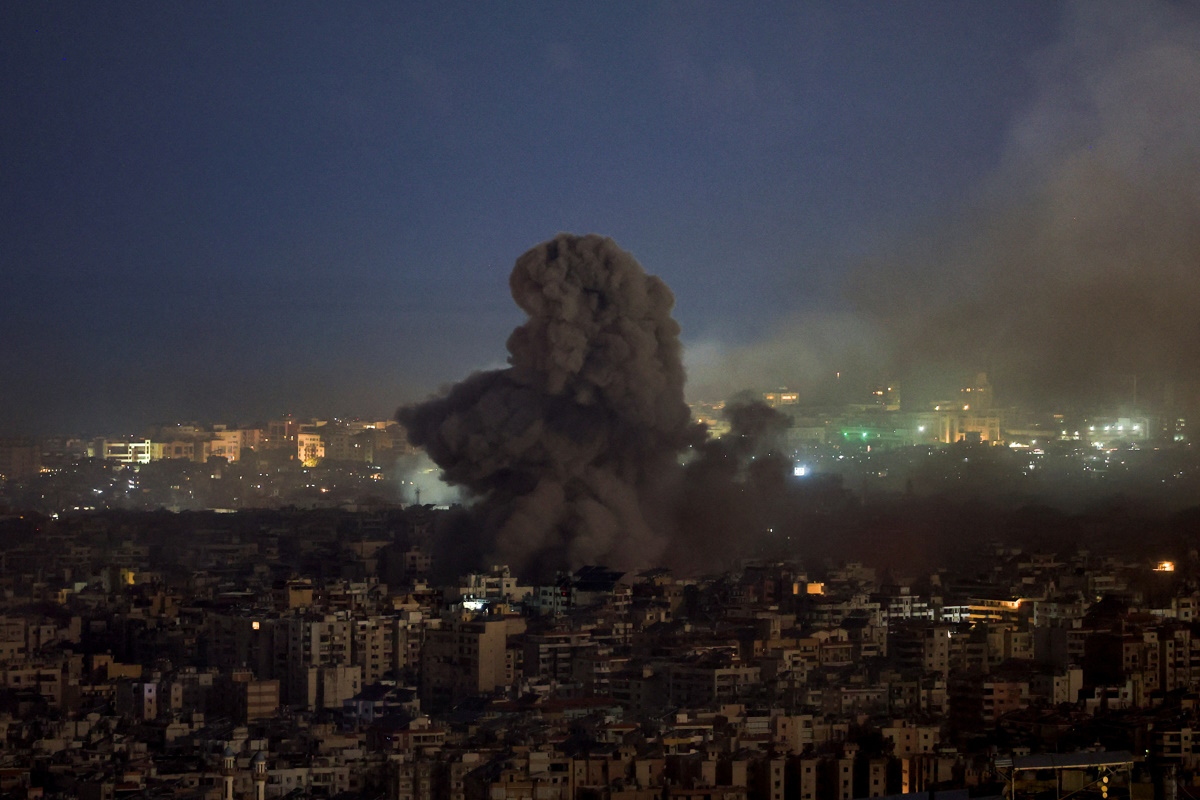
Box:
[1, 379, 1200, 799]
[7, 2, 1200, 800]
[3, 372, 1199, 520]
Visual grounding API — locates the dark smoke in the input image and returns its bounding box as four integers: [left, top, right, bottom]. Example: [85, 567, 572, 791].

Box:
[399, 234, 704, 577]
[666, 399, 796, 575]
[721, 398, 791, 458]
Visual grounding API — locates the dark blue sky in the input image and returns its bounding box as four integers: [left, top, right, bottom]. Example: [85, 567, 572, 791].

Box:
[7, 2, 1185, 434]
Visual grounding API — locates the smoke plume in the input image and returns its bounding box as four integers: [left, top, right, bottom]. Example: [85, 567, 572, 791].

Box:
[399, 234, 704, 576]
[687, 1, 1200, 411]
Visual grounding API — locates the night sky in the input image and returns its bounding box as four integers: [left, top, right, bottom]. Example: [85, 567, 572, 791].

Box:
[4, 2, 1197, 435]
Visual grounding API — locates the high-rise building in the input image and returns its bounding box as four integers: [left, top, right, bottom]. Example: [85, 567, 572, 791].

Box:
[278, 613, 353, 708]
[420, 618, 508, 711]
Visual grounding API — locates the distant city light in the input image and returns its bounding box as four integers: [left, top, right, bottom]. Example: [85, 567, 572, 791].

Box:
[1155, 561, 1176, 572]
[793, 464, 808, 477]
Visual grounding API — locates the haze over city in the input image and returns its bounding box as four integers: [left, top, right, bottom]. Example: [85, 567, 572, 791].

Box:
[6, 2, 1199, 435]
[9, 7, 1200, 799]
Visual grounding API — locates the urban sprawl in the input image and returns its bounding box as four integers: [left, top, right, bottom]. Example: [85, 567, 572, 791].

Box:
[0, 377, 1199, 800]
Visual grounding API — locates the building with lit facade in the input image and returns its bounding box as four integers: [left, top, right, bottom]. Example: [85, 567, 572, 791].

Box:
[94, 438, 153, 464]
[297, 429, 325, 466]
[764, 389, 800, 408]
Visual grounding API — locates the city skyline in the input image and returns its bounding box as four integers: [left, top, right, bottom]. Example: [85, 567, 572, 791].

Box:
[5, 3, 1200, 435]
[6, 6, 1200, 789]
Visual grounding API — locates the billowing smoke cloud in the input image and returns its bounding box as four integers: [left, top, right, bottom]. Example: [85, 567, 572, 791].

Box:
[665, 399, 797, 574]
[399, 234, 704, 576]
[688, 1, 1200, 411]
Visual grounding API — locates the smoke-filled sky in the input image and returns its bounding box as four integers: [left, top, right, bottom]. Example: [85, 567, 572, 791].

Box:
[3, 2, 1197, 434]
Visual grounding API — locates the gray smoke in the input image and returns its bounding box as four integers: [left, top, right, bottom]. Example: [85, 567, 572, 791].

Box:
[687, 1, 1200, 411]
[398, 234, 704, 576]
[862, 1, 1200, 409]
